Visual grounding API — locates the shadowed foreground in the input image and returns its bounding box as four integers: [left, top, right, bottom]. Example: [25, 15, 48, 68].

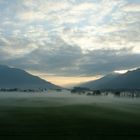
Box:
[0, 104, 140, 139]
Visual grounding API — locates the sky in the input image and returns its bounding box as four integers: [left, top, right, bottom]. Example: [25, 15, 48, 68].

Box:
[0, 0, 140, 87]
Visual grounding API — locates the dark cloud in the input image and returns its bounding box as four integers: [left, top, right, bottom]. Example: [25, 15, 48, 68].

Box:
[0, 37, 139, 76]
[0, 37, 82, 75]
[79, 49, 140, 76]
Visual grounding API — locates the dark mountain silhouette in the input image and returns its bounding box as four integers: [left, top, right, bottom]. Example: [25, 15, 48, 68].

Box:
[0, 65, 60, 89]
[80, 68, 140, 90]
[80, 73, 119, 89]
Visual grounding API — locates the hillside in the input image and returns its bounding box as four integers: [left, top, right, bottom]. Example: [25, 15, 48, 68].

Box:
[0, 65, 60, 89]
[80, 68, 140, 90]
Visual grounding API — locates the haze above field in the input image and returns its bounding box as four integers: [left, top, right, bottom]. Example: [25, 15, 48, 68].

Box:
[0, 0, 140, 86]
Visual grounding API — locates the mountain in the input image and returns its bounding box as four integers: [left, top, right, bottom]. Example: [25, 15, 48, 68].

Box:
[80, 73, 119, 89]
[80, 68, 140, 90]
[0, 65, 60, 89]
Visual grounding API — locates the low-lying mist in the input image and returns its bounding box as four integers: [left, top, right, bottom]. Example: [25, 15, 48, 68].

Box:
[0, 90, 140, 113]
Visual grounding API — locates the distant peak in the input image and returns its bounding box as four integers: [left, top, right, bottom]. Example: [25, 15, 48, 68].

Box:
[126, 67, 140, 74]
[114, 70, 128, 74]
[114, 67, 140, 74]
[135, 68, 140, 71]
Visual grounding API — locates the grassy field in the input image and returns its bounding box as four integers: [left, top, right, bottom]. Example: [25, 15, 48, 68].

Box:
[0, 91, 140, 139]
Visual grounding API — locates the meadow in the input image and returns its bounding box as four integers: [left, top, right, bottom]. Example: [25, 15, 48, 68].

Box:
[0, 91, 140, 139]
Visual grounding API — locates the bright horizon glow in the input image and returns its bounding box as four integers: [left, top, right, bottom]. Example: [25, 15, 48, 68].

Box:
[38, 75, 101, 87]
[27, 70, 101, 87]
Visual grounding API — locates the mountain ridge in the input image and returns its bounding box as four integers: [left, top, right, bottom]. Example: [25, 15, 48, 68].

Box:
[79, 68, 140, 90]
[0, 65, 60, 89]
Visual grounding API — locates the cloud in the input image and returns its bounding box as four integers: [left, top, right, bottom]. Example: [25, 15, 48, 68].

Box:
[19, 11, 46, 21]
[0, 37, 82, 74]
[122, 3, 140, 12]
[79, 48, 140, 76]
[0, 37, 139, 76]
[0, 36, 38, 58]
[0, 0, 139, 77]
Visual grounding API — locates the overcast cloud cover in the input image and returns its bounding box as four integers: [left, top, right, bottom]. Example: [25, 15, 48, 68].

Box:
[0, 0, 140, 77]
